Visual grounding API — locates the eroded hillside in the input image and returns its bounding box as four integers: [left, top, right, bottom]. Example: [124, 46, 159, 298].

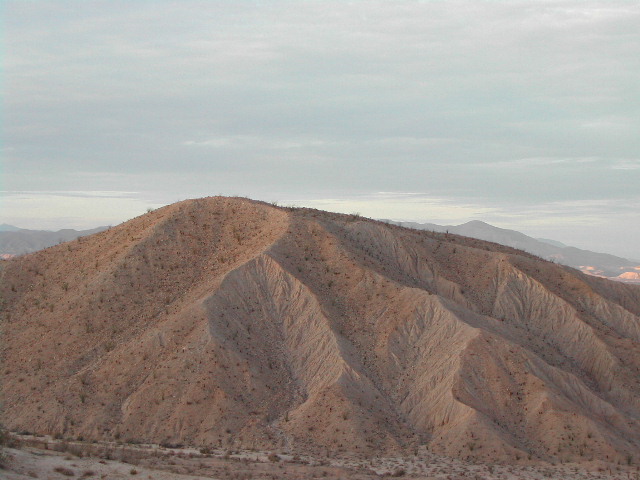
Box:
[1, 197, 639, 464]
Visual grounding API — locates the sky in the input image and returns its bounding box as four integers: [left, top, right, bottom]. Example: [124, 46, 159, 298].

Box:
[2, 1, 639, 260]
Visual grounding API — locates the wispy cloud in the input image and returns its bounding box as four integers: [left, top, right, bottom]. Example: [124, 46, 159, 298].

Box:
[4, 1, 639, 258]
[611, 159, 640, 170]
[2, 190, 140, 199]
[182, 136, 335, 149]
[1, 190, 163, 230]
[295, 192, 500, 224]
[475, 157, 601, 168]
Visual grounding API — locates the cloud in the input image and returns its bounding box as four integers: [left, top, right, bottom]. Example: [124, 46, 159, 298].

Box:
[2, 190, 140, 199]
[474, 157, 601, 168]
[0, 190, 163, 230]
[3, 1, 639, 258]
[612, 160, 640, 170]
[297, 193, 499, 224]
[294, 191, 640, 228]
[182, 136, 335, 150]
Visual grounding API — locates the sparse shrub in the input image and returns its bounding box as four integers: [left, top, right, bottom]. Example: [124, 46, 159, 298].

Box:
[0, 426, 18, 449]
[65, 443, 87, 458]
[160, 441, 183, 449]
[52, 441, 70, 453]
[391, 468, 406, 477]
[53, 466, 75, 476]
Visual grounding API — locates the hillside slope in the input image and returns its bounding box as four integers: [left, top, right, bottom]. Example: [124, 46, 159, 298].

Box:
[396, 220, 639, 280]
[1, 197, 639, 464]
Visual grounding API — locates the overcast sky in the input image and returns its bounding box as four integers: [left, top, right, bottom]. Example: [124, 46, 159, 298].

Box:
[3, 1, 639, 259]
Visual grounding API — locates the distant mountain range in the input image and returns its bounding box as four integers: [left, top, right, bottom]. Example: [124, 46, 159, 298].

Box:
[0, 223, 23, 232]
[386, 220, 640, 282]
[0, 225, 108, 257]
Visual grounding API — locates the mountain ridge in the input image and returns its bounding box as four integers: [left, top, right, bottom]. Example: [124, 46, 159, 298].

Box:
[1, 197, 639, 464]
[0, 224, 22, 232]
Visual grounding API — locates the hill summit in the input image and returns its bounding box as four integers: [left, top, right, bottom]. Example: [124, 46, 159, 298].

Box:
[1, 197, 639, 464]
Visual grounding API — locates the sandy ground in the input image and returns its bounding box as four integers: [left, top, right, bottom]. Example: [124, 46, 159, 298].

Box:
[2, 435, 639, 480]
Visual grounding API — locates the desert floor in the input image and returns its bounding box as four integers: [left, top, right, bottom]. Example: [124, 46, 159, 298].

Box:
[2, 434, 639, 480]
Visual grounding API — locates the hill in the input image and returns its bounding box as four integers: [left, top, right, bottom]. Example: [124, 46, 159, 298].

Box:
[1, 197, 639, 464]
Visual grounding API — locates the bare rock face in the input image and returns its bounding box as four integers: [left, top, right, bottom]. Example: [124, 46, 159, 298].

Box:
[1, 197, 639, 464]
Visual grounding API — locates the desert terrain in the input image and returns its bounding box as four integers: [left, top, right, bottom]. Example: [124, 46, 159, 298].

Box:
[2, 433, 639, 479]
[1, 196, 639, 476]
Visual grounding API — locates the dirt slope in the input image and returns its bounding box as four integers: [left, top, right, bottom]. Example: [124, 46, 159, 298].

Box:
[1, 196, 639, 464]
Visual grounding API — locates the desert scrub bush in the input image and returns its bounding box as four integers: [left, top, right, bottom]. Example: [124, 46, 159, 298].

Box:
[52, 440, 70, 453]
[0, 425, 21, 468]
[53, 465, 75, 476]
[160, 441, 184, 449]
[0, 426, 12, 447]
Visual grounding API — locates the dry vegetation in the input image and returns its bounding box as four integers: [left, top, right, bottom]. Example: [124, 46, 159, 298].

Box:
[1, 196, 639, 475]
[2, 433, 639, 480]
